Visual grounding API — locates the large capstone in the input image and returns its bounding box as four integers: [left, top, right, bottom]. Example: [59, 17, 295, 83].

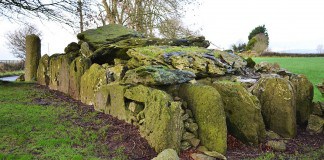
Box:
[126, 46, 233, 77]
[252, 77, 297, 138]
[289, 74, 314, 125]
[178, 84, 227, 154]
[121, 65, 195, 85]
[77, 24, 144, 49]
[37, 54, 50, 86]
[25, 34, 41, 81]
[80, 64, 107, 105]
[69, 56, 92, 100]
[212, 81, 266, 145]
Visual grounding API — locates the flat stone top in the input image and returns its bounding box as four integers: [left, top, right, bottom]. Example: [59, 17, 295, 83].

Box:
[77, 24, 143, 47]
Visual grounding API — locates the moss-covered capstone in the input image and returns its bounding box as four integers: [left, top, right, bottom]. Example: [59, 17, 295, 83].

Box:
[121, 65, 195, 85]
[178, 84, 227, 154]
[48, 53, 78, 93]
[80, 64, 107, 105]
[25, 34, 41, 81]
[252, 77, 297, 138]
[212, 81, 266, 145]
[139, 87, 184, 153]
[69, 56, 92, 100]
[77, 24, 144, 49]
[126, 46, 234, 77]
[37, 54, 50, 86]
[289, 74, 314, 125]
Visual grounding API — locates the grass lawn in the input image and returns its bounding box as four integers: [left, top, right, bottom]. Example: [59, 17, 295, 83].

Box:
[0, 82, 155, 160]
[254, 57, 324, 102]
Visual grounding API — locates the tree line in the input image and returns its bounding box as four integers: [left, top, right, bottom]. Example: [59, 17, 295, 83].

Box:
[1, 0, 201, 60]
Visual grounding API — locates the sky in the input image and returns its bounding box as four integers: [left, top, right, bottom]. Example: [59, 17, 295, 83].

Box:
[1, 0, 324, 60]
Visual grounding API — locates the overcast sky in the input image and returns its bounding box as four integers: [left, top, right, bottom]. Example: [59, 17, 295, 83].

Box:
[1, 0, 324, 60]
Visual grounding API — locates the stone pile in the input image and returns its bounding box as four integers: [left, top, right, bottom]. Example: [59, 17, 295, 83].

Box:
[34, 24, 319, 157]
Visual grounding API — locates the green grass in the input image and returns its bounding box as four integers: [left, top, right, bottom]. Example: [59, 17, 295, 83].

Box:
[253, 57, 324, 102]
[247, 146, 324, 160]
[0, 82, 127, 160]
[0, 70, 24, 78]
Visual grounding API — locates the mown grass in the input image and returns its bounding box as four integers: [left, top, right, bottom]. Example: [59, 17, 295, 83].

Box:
[0, 70, 24, 78]
[0, 82, 127, 160]
[254, 57, 324, 102]
[247, 146, 324, 160]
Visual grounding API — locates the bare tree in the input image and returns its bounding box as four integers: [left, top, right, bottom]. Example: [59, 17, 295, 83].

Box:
[6, 24, 42, 60]
[317, 44, 323, 54]
[0, 0, 94, 30]
[100, 0, 198, 38]
[158, 17, 201, 38]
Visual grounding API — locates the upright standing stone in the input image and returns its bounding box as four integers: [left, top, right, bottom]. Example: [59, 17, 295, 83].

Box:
[25, 34, 41, 81]
[252, 77, 297, 138]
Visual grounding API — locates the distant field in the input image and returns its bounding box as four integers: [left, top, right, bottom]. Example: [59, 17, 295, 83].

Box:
[254, 57, 324, 102]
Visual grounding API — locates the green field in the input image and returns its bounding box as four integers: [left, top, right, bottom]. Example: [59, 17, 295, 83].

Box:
[0, 70, 24, 78]
[0, 82, 128, 160]
[254, 57, 324, 102]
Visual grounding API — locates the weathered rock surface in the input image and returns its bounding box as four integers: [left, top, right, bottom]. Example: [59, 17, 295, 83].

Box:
[266, 140, 286, 151]
[84, 34, 210, 64]
[289, 74, 314, 124]
[80, 64, 107, 105]
[106, 64, 127, 82]
[316, 81, 324, 97]
[126, 46, 233, 77]
[37, 54, 50, 86]
[152, 149, 179, 160]
[179, 84, 227, 154]
[313, 102, 323, 116]
[124, 85, 152, 102]
[140, 88, 184, 153]
[219, 51, 247, 69]
[307, 114, 324, 133]
[80, 42, 94, 58]
[25, 34, 41, 81]
[48, 53, 77, 93]
[64, 42, 80, 53]
[212, 81, 266, 145]
[69, 56, 91, 100]
[121, 65, 196, 85]
[94, 83, 129, 120]
[77, 24, 143, 49]
[254, 62, 280, 73]
[252, 77, 297, 138]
